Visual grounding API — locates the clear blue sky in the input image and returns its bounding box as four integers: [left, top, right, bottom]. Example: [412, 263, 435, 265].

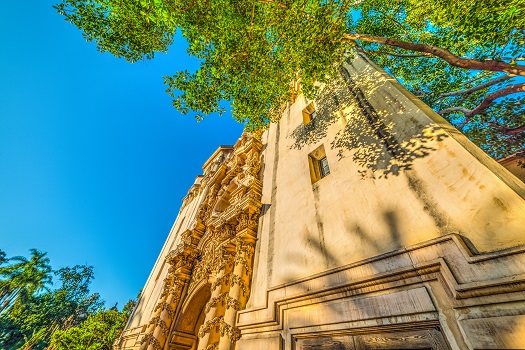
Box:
[0, 1, 243, 307]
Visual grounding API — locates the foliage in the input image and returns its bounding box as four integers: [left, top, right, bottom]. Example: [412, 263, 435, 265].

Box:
[49, 300, 135, 350]
[0, 249, 52, 315]
[7, 266, 103, 335]
[54, 0, 524, 158]
[55, 0, 349, 130]
[352, 0, 525, 158]
[0, 250, 130, 350]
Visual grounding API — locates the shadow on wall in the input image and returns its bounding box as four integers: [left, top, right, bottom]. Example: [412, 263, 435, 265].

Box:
[290, 61, 449, 178]
[282, 210, 407, 326]
[286, 209, 405, 279]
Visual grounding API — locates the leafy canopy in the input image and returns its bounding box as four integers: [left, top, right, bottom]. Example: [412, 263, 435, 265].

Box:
[55, 0, 350, 129]
[49, 300, 135, 350]
[0, 256, 103, 350]
[55, 0, 525, 156]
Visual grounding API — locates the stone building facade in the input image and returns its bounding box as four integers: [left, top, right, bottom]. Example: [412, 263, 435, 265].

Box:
[114, 54, 525, 350]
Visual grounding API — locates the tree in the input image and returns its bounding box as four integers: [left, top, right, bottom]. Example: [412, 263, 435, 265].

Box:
[49, 299, 136, 350]
[348, 0, 525, 159]
[54, 0, 525, 158]
[0, 250, 7, 266]
[0, 249, 52, 315]
[0, 264, 103, 350]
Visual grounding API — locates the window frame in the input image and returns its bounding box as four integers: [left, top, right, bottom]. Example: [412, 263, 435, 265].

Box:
[319, 156, 330, 178]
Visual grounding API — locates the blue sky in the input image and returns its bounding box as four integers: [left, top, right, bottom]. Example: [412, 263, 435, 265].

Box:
[0, 1, 243, 307]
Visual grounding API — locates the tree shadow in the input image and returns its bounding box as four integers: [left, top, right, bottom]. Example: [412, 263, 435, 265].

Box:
[290, 58, 449, 179]
[286, 210, 404, 281]
[281, 211, 448, 348]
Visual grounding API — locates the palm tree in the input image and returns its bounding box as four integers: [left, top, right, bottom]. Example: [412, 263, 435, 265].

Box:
[0, 249, 53, 314]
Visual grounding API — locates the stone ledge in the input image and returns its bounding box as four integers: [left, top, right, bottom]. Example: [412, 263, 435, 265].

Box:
[237, 234, 525, 331]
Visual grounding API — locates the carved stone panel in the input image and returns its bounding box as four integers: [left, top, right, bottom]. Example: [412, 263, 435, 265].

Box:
[295, 329, 450, 350]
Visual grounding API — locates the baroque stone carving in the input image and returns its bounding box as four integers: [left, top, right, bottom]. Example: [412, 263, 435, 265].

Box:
[198, 316, 224, 338]
[133, 133, 263, 350]
[229, 274, 249, 297]
[204, 342, 219, 350]
[211, 272, 232, 291]
[140, 333, 161, 350]
[219, 319, 242, 343]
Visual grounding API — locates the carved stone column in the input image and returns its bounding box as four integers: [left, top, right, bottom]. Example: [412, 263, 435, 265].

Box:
[140, 244, 197, 350]
[197, 246, 236, 350]
[139, 267, 175, 350]
[217, 219, 258, 350]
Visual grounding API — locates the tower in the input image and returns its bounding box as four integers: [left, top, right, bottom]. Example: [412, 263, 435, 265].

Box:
[115, 54, 525, 350]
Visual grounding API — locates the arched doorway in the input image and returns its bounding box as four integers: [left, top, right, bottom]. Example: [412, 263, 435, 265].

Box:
[168, 282, 211, 350]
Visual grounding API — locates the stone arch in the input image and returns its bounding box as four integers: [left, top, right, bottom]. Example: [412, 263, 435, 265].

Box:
[169, 281, 211, 350]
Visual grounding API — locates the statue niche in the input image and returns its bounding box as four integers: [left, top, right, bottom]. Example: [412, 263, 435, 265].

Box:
[212, 180, 238, 216]
[211, 178, 248, 218]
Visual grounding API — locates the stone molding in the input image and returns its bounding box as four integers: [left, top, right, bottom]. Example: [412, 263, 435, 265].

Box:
[237, 234, 525, 342]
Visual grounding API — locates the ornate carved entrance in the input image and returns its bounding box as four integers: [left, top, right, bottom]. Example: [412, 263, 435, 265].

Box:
[139, 133, 263, 350]
[167, 282, 211, 350]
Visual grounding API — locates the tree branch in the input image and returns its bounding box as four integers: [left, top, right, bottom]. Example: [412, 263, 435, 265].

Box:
[468, 83, 525, 116]
[438, 107, 472, 115]
[344, 33, 525, 76]
[439, 83, 525, 129]
[360, 47, 433, 58]
[439, 74, 512, 98]
[503, 123, 525, 136]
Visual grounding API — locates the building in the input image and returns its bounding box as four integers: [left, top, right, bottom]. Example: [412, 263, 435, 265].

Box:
[114, 54, 525, 350]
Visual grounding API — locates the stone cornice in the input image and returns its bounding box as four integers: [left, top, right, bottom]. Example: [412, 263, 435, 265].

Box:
[236, 234, 525, 332]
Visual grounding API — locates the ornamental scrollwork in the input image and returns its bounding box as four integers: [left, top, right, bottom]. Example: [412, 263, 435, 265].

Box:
[204, 292, 241, 314]
[204, 342, 219, 350]
[244, 152, 261, 177]
[230, 274, 249, 297]
[139, 332, 161, 350]
[236, 212, 260, 232]
[197, 203, 209, 223]
[147, 315, 160, 327]
[235, 236, 256, 256]
[219, 319, 242, 343]
[219, 224, 236, 241]
[234, 254, 251, 275]
[154, 302, 175, 319]
[198, 316, 223, 338]
[165, 244, 199, 272]
[211, 271, 232, 291]
[204, 292, 229, 314]
[225, 296, 241, 310]
[155, 317, 169, 336]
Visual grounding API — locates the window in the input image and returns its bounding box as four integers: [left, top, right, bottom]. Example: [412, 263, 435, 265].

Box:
[302, 101, 317, 125]
[319, 156, 330, 178]
[308, 144, 330, 183]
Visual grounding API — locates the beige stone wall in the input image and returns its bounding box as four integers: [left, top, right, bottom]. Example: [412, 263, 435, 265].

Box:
[118, 54, 525, 350]
[249, 54, 525, 301]
[243, 54, 525, 349]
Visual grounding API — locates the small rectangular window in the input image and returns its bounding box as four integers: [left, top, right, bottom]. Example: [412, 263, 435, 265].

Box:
[302, 101, 317, 125]
[319, 157, 330, 178]
[308, 144, 330, 183]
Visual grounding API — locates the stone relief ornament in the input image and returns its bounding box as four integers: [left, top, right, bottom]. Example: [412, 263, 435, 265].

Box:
[140, 332, 162, 350]
[219, 318, 241, 343]
[137, 133, 263, 350]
